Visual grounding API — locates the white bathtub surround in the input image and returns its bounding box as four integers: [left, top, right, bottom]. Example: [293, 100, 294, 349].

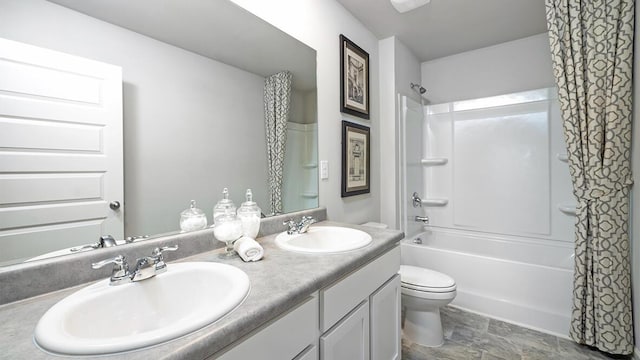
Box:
[283, 121, 318, 213]
[398, 87, 577, 337]
[421, 88, 574, 241]
[401, 231, 574, 337]
[547, 0, 635, 354]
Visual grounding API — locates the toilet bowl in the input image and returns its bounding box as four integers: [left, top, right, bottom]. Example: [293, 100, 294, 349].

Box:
[399, 265, 456, 347]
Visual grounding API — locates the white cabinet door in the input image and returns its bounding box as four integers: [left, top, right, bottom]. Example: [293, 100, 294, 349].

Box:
[0, 38, 123, 263]
[216, 295, 319, 360]
[320, 300, 370, 360]
[294, 345, 318, 360]
[370, 275, 401, 360]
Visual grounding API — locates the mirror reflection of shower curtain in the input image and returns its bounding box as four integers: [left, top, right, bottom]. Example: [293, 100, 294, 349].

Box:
[264, 71, 292, 215]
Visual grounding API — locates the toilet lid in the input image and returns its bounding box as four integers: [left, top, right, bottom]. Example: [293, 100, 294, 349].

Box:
[399, 265, 456, 292]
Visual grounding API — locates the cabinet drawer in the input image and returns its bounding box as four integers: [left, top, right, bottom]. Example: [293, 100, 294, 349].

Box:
[320, 245, 400, 331]
[215, 294, 319, 359]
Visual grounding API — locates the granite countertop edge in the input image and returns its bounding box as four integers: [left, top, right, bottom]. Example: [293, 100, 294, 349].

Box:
[0, 221, 403, 360]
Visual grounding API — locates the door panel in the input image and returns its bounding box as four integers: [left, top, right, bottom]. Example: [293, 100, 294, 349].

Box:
[0, 38, 123, 264]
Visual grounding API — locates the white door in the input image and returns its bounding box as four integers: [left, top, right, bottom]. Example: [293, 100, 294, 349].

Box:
[0, 38, 123, 264]
[370, 275, 401, 360]
[320, 300, 370, 360]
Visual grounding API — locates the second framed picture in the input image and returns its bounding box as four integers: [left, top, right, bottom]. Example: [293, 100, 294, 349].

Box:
[340, 34, 370, 119]
[342, 121, 370, 197]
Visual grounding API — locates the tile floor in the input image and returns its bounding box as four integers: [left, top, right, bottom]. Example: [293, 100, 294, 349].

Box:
[401, 306, 632, 360]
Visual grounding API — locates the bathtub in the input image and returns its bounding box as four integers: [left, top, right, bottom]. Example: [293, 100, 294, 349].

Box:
[401, 228, 574, 337]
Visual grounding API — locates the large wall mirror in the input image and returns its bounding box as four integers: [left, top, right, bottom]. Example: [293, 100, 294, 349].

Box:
[0, 0, 318, 266]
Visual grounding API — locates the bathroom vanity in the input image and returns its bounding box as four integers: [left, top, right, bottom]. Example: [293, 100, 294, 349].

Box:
[0, 209, 403, 360]
[216, 244, 400, 360]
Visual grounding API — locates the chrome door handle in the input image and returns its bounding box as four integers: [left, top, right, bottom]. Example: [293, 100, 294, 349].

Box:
[109, 201, 121, 210]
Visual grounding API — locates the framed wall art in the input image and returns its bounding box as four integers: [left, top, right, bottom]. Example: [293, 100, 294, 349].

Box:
[342, 120, 370, 197]
[340, 34, 369, 119]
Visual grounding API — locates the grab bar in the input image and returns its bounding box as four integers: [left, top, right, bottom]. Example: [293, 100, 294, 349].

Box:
[558, 204, 576, 215]
[412, 192, 449, 207]
[421, 158, 448, 166]
[421, 199, 448, 206]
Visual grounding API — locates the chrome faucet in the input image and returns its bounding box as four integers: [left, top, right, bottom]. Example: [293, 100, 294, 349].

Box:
[283, 216, 316, 235]
[415, 215, 429, 224]
[412, 192, 423, 208]
[92, 245, 178, 286]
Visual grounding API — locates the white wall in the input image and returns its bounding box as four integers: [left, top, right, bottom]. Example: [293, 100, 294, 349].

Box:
[379, 37, 397, 229]
[230, 0, 381, 224]
[0, 0, 269, 236]
[379, 36, 421, 229]
[421, 33, 555, 104]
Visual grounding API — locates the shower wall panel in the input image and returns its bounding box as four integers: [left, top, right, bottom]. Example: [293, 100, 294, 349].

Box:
[423, 88, 574, 243]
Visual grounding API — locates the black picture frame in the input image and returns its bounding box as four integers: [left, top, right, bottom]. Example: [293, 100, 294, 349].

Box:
[342, 121, 370, 197]
[340, 34, 370, 119]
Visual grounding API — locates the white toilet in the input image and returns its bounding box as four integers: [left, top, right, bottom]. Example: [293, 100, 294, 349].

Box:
[360, 222, 457, 347]
[399, 265, 457, 347]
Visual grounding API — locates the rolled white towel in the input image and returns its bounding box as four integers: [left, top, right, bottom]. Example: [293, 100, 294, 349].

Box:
[233, 236, 264, 262]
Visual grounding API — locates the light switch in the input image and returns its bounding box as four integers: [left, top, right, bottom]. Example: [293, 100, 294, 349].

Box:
[320, 160, 329, 180]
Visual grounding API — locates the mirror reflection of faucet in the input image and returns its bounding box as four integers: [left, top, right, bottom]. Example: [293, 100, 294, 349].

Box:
[70, 234, 150, 252]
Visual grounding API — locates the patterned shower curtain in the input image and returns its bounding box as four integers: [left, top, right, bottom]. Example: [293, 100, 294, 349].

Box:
[264, 71, 292, 215]
[545, 0, 634, 355]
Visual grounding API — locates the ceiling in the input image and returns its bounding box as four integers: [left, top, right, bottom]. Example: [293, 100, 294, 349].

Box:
[335, 0, 548, 61]
[47, 0, 316, 91]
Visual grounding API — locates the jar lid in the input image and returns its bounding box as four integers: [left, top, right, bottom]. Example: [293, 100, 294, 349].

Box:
[238, 189, 261, 215]
[181, 200, 205, 217]
[216, 207, 240, 223]
[214, 188, 236, 212]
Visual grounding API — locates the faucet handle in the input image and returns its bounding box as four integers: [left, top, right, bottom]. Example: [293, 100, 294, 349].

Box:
[301, 216, 316, 223]
[283, 219, 297, 234]
[92, 255, 126, 269]
[151, 245, 179, 272]
[91, 255, 130, 285]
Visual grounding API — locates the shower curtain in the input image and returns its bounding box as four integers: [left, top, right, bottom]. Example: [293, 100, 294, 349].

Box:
[545, 0, 634, 355]
[264, 71, 292, 215]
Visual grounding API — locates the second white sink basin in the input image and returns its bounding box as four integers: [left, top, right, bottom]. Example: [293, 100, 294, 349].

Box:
[34, 262, 250, 355]
[275, 226, 372, 254]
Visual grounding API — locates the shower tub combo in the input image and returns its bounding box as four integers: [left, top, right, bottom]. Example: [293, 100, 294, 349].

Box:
[399, 88, 577, 337]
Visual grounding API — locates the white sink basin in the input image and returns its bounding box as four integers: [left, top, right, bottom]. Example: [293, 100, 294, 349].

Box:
[34, 262, 250, 355]
[275, 226, 372, 254]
